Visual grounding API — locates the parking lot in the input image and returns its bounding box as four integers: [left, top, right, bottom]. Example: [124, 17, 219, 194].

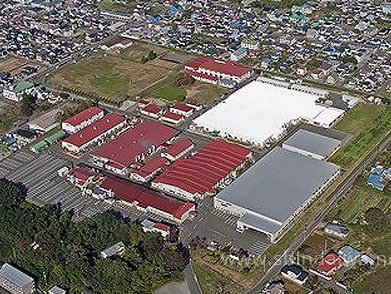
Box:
[0, 150, 110, 219]
[181, 198, 271, 257]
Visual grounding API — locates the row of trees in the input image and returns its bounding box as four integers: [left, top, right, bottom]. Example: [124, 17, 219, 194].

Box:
[0, 179, 187, 293]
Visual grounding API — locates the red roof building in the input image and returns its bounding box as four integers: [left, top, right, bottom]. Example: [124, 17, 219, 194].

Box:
[138, 99, 150, 109]
[141, 218, 171, 238]
[152, 140, 251, 201]
[316, 253, 344, 276]
[185, 101, 203, 111]
[129, 157, 170, 183]
[161, 111, 184, 125]
[170, 102, 194, 117]
[92, 120, 179, 174]
[67, 167, 103, 188]
[100, 176, 195, 223]
[161, 138, 194, 161]
[62, 107, 104, 134]
[61, 113, 127, 155]
[185, 57, 253, 87]
[140, 104, 164, 119]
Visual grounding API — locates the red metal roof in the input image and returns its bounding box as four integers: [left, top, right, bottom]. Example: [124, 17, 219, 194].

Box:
[171, 102, 193, 113]
[142, 104, 162, 115]
[68, 167, 102, 181]
[131, 157, 169, 178]
[185, 57, 210, 70]
[62, 113, 125, 148]
[153, 140, 250, 196]
[185, 69, 218, 81]
[100, 176, 194, 219]
[185, 58, 252, 78]
[164, 138, 194, 158]
[162, 111, 183, 122]
[153, 222, 170, 231]
[93, 120, 179, 168]
[316, 253, 343, 275]
[64, 107, 103, 126]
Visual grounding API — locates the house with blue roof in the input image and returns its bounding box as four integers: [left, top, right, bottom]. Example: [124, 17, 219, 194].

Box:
[325, 222, 349, 239]
[367, 165, 391, 191]
[338, 245, 360, 264]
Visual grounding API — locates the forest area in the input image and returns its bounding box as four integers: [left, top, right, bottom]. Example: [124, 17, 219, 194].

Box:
[0, 179, 187, 293]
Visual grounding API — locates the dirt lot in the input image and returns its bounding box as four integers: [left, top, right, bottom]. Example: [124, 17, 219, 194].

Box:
[296, 232, 341, 266]
[185, 81, 227, 105]
[0, 57, 44, 75]
[0, 57, 28, 74]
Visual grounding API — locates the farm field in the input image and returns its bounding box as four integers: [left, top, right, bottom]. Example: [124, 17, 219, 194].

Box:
[330, 103, 391, 169]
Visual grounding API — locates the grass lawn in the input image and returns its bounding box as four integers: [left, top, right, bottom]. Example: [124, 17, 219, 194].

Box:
[330, 103, 391, 169]
[152, 85, 186, 101]
[192, 262, 245, 294]
[144, 80, 227, 105]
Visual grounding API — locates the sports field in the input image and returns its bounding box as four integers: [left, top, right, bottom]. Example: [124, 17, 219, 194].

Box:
[46, 42, 175, 101]
[48, 53, 171, 100]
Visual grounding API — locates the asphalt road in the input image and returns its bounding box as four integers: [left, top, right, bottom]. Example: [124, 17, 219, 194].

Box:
[246, 132, 391, 294]
[183, 262, 202, 294]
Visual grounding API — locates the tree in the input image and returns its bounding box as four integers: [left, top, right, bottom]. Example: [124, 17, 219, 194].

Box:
[0, 180, 188, 293]
[174, 72, 195, 87]
[19, 93, 37, 116]
[147, 50, 157, 61]
[364, 207, 387, 231]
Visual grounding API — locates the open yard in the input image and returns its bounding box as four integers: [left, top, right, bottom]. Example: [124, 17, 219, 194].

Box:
[192, 262, 246, 294]
[352, 266, 391, 294]
[297, 232, 341, 266]
[47, 51, 170, 101]
[330, 103, 391, 169]
[96, 0, 136, 12]
[47, 42, 225, 105]
[144, 78, 227, 105]
[152, 85, 187, 101]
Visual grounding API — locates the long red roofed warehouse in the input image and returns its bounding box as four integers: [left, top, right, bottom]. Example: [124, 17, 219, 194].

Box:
[152, 140, 252, 201]
[100, 176, 195, 223]
[92, 120, 179, 175]
[62, 106, 104, 134]
[185, 57, 253, 88]
[61, 113, 127, 156]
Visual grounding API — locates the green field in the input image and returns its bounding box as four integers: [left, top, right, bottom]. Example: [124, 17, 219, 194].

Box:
[192, 262, 245, 294]
[330, 103, 391, 169]
[152, 85, 186, 101]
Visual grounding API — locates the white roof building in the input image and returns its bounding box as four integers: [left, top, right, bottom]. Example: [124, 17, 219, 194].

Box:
[191, 80, 345, 147]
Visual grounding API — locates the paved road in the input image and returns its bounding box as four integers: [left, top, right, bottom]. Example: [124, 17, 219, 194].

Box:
[247, 132, 391, 294]
[183, 262, 202, 294]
